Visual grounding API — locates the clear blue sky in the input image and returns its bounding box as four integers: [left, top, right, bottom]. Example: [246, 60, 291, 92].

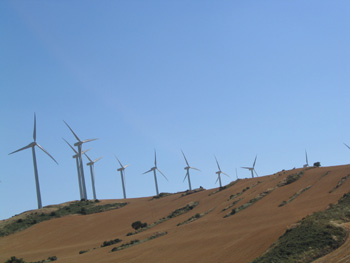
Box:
[1, 1, 350, 220]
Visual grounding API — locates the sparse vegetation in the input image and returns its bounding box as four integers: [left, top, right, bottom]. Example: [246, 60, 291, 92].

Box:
[101, 238, 122, 247]
[227, 181, 262, 201]
[252, 192, 350, 263]
[209, 180, 240, 196]
[177, 208, 214, 226]
[224, 188, 277, 218]
[180, 187, 205, 197]
[111, 232, 167, 252]
[279, 186, 312, 207]
[5, 256, 57, 262]
[222, 198, 243, 212]
[127, 201, 199, 236]
[329, 175, 350, 193]
[151, 192, 173, 200]
[0, 201, 128, 237]
[79, 250, 89, 254]
[278, 171, 304, 187]
[5, 257, 25, 263]
[320, 171, 331, 179]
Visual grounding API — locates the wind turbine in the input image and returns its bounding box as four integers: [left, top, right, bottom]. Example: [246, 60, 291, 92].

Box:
[143, 150, 168, 196]
[64, 121, 97, 200]
[115, 155, 129, 199]
[84, 153, 102, 200]
[9, 113, 58, 209]
[241, 155, 258, 178]
[182, 150, 200, 191]
[303, 150, 309, 168]
[62, 138, 90, 200]
[214, 156, 230, 188]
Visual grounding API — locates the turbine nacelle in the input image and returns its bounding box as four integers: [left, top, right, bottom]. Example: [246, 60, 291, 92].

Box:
[241, 155, 258, 178]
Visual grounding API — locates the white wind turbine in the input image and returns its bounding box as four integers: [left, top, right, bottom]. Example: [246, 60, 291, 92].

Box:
[84, 153, 102, 201]
[143, 150, 168, 196]
[182, 150, 200, 191]
[9, 113, 58, 209]
[214, 156, 230, 188]
[62, 138, 90, 200]
[241, 155, 258, 178]
[303, 150, 309, 168]
[115, 155, 129, 199]
[64, 121, 97, 200]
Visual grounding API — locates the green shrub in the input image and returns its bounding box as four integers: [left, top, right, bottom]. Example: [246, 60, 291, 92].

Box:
[101, 238, 122, 247]
[5, 257, 25, 263]
[314, 162, 321, 167]
[48, 256, 57, 261]
[131, 221, 147, 230]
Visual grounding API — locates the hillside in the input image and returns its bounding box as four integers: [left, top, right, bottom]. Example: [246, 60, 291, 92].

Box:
[1, 165, 350, 263]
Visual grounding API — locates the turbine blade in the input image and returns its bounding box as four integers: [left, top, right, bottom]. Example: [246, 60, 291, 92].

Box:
[9, 143, 33, 155]
[114, 155, 124, 168]
[222, 172, 230, 177]
[62, 138, 77, 154]
[181, 150, 190, 166]
[82, 138, 98, 144]
[63, 121, 81, 142]
[124, 164, 130, 169]
[183, 173, 188, 182]
[214, 155, 221, 171]
[344, 143, 350, 150]
[253, 155, 257, 168]
[84, 153, 93, 162]
[94, 156, 103, 163]
[33, 113, 37, 142]
[143, 168, 153, 174]
[241, 167, 251, 170]
[254, 169, 259, 177]
[157, 168, 168, 181]
[190, 166, 200, 171]
[82, 148, 90, 154]
[36, 144, 58, 164]
[215, 176, 219, 184]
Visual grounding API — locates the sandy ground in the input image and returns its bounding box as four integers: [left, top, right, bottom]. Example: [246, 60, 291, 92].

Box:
[1, 165, 350, 263]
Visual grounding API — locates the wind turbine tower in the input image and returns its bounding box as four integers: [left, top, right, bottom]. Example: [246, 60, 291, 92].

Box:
[63, 138, 90, 200]
[214, 156, 230, 188]
[182, 150, 200, 191]
[9, 113, 58, 209]
[241, 155, 258, 178]
[143, 150, 168, 196]
[115, 156, 129, 199]
[64, 121, 97, 200]
[85, 153, 102, 200]
[303, 150, 309, 168]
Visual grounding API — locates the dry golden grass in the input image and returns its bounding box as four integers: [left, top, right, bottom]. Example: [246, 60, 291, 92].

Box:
[1, 165, 350, 263]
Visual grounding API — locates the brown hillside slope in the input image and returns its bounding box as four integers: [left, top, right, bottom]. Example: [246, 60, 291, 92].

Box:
[1, 165, 350, 263]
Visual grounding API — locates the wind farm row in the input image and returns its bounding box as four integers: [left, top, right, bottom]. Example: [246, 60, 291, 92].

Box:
[9, 114, 318, 211]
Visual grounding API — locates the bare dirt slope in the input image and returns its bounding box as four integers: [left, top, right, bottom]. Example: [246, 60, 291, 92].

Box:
[1, 165, 350, 263]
